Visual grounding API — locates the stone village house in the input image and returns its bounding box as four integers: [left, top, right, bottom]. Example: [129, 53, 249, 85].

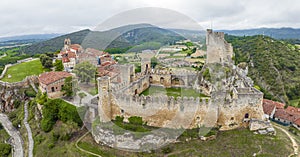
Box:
[263, 99, 300, 129]
[38, 71, 72, 98]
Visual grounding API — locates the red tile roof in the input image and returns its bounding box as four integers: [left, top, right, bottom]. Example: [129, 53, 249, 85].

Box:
[62, 57, 70, 63]
[274, 109, 300, 123]
[262, 100, 276, 115]
[263, 99, 285, 109]
[67, 51, 76, 58]
[286, 106, 300, 115]
[39, 71, 72, 85]
[294, 118, 300, 126]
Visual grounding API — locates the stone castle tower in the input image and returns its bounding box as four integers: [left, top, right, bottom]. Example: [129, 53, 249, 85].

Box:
[206, 29, 233, 64]
[97, 76, 111, 123]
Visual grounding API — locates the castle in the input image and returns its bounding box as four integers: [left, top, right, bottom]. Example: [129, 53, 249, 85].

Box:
[95, 29, 266, 131]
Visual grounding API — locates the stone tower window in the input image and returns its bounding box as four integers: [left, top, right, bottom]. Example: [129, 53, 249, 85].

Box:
[160, 77, 164, 84]
[244, 113, 249, 119]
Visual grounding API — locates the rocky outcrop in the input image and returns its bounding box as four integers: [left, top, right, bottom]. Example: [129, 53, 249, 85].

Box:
[0, 76, 38, 112]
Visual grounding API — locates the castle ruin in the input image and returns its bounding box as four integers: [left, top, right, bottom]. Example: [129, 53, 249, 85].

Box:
[96, 29, 266, 131]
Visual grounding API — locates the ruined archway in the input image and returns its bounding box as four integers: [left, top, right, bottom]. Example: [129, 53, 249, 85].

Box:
[171, 77, 185, 86]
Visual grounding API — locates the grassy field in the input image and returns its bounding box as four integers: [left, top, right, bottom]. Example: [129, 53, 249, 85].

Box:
[290, 99, 300, 107]
[141, 86, 208, 98]
[1, 59, 49, 82]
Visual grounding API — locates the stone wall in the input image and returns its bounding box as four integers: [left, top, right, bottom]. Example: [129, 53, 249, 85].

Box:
[0, 76, 39, 112]
[206, 29, 233, 64]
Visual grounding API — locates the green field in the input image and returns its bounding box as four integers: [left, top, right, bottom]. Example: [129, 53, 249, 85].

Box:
[290, 99, 300, 107]
[1, 59, 49, 82]
[140, 86, 208, 98]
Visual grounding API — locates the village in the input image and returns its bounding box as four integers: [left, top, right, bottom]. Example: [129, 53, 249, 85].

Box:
[0, 29, 299, 156]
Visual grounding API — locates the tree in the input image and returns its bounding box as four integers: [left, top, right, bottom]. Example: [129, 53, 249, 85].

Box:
[62, 77, 73, 97]
[151, 57, 158, 68]
[0, 143, 11, 157]
[54, 60, 64, 71]
[73, 61, 97, 84]
[40, 54, 53, 69]
[78, 92, 87, 104]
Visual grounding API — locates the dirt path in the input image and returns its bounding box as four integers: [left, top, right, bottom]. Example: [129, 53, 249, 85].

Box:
[273, 124, 299, 157]
[75, 132, 102, 157]
[24, 101, 34, 157]
[0, 113, 24, 157]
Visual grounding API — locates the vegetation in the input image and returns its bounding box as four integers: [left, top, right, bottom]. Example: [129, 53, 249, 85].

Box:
[141, 86, 208, 98]
[54, 59, 63, 71]
[39, 54, 53, 69]
[62, 77, 73, 97]
[41, 99, 82, 132]
[0, 123, 11, 157]
[73, 61, 97, 84]
[1, 59, 49, 82]
[77, 127, 292, 157]
[0, 143, 11, 157]
[226, 35, 300, 104]
[22, 29, 91, 55]
[151, 57, 159, 68]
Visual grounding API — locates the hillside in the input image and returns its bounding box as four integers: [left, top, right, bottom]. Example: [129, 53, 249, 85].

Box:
[226, 35, 300, 104]
[21, 29, 91, 55]
[221, 27, 300, 40]
[21, 25, 186, 55]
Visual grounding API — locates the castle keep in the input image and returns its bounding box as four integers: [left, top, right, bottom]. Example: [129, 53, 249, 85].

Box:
[96, 29, 266, 130]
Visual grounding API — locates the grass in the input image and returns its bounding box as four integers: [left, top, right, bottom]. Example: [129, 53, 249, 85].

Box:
[290, 99, 300, 107]
[76, 128, 292, 157]
[1, 59, 49, 82]
[140, 86, 208, 98]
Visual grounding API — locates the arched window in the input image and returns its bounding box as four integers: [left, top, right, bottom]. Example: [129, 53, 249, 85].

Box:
[160, 77, 164, 84]
[244, 113, 249, 119]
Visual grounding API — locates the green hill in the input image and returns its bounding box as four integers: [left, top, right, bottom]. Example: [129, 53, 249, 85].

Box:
[21, 24, 186, 55]
[226, 35, 300, 104]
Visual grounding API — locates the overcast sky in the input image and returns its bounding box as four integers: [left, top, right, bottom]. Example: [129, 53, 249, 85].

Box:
[1, 0, 300, 37]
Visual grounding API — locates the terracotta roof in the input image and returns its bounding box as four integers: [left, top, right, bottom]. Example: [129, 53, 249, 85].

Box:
[263, 99, 285, 109]
[39, 71, 72, 85]
[70, 44, 81, 50]
[286, 106, 300, 115]
[62, 57, 70, 63]
[294, 118, 300, 126]
[262, 100, 276, 115]
[67, 51, 77, 58]
[274, 108, 300, 123]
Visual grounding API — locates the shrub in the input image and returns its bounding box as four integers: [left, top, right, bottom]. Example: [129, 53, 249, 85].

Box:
[0, 143, 11, 156]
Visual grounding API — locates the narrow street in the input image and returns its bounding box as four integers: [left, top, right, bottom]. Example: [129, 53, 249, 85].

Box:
[0, 113, 24, 157]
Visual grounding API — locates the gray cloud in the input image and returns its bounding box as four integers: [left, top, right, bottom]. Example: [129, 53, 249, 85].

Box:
[0, 0, 299, 37]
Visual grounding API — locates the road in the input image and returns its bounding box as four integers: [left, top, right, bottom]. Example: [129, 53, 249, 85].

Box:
[0, 113, 24, 157]
[0, 53, 7, 59]
[24, 101, 34, 157]
[273, 124, 299, 157]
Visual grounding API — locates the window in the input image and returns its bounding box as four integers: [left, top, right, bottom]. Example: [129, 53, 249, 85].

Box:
[244, 113, 249, 119]
[51, 87, 55, 92]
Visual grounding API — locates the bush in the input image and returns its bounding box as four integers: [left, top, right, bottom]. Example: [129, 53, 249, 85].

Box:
[162, 146, 173, 154]
[128, 116, 143, 125]
[0, 143, 11, 156]
[25, 88, 36, 97]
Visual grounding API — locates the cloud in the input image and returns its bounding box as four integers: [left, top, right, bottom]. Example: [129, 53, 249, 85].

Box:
[0, 0, 299, 37]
